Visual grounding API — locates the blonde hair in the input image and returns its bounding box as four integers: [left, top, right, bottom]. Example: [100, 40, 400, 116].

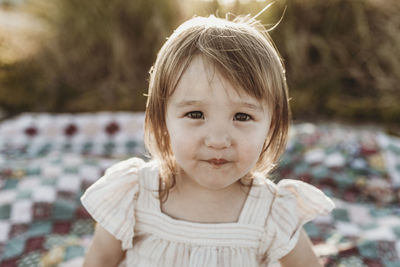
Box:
[144, 15, 291, 200]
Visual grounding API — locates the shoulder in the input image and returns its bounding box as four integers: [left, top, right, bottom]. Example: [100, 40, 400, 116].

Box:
[81, 157, 145, 199]
[84, 157, 159, 191]
[258, 178, 335, 215]
[103, 157, 146, 179]
[271, 179, 335, 218]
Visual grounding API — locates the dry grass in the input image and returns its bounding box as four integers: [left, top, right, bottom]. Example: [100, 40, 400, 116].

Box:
[0, 0, 181, 113]
[0, 0, 398, 131]
[192, 0, 400, 129]
[274, 0, 400, 124]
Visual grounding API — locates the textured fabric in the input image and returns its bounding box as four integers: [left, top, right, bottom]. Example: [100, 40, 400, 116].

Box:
[80, 157, 143, 250]
[81, 157, 335, 266]
[2, 113, 400, 266]
[263, 180, 335, 262]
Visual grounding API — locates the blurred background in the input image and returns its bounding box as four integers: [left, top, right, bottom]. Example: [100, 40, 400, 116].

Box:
[0, 0, 399, 134]
[1, 1, 400, 265]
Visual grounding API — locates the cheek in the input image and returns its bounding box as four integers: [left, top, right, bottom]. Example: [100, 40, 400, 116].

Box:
[238, 140, 264, 162]
[167, 122, 199, 155]
[238, 128, 269, 161]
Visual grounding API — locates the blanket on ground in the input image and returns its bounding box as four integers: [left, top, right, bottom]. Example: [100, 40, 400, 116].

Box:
[0, 113, 399, 267]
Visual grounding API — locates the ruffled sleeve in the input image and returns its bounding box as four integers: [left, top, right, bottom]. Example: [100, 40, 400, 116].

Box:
[265, 179, 335, 261]
[80, 157, 145, 250]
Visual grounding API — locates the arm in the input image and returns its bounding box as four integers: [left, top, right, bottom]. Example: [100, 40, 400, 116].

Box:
[83, 224, 125, 267]
[279, 229, 322, 267]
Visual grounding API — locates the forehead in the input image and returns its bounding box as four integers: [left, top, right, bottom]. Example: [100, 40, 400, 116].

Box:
[168, 56, 264, 107]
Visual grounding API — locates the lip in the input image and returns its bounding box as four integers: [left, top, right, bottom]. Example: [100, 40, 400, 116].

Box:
[206, 158, 230, 166]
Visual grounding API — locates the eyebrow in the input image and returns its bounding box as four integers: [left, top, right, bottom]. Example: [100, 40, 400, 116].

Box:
[173, 100, 263, 111]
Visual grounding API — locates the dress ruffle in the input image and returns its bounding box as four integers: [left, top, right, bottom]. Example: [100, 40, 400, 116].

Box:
[81, 157, 144, 250]
[264, 179, 335, 261]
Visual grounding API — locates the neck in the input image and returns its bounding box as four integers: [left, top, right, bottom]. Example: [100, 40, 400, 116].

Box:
[161, 172, 251, 223]
[174, 172, 245, 202]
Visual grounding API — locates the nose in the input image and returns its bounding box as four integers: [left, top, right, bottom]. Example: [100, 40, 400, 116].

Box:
[204, 124, 232, 149]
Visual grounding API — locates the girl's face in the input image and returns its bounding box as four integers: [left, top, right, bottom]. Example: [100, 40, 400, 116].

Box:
[166, 56, 271, 191]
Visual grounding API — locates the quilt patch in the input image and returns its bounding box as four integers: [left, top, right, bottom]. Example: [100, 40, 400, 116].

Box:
[0, 113, 399, 266]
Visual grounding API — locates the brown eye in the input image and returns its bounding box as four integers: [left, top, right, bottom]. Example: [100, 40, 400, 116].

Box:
[234, 113, 251, 121]
[186, 111, 204, 119]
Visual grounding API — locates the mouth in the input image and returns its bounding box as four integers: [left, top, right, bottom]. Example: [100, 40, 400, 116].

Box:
[206, 158, 230, 167]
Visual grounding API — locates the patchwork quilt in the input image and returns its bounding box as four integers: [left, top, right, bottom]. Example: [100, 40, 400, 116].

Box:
[0, 112, 399, 267]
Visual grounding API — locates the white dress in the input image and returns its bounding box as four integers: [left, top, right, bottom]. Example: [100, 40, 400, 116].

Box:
[81, 157, 335, 266]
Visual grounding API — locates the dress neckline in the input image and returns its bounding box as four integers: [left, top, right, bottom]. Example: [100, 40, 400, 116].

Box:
[135, 162, 270, 247]
[143, 162, 262, 226]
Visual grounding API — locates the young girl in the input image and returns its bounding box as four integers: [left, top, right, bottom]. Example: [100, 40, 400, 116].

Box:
[81, 14, 334, 267]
